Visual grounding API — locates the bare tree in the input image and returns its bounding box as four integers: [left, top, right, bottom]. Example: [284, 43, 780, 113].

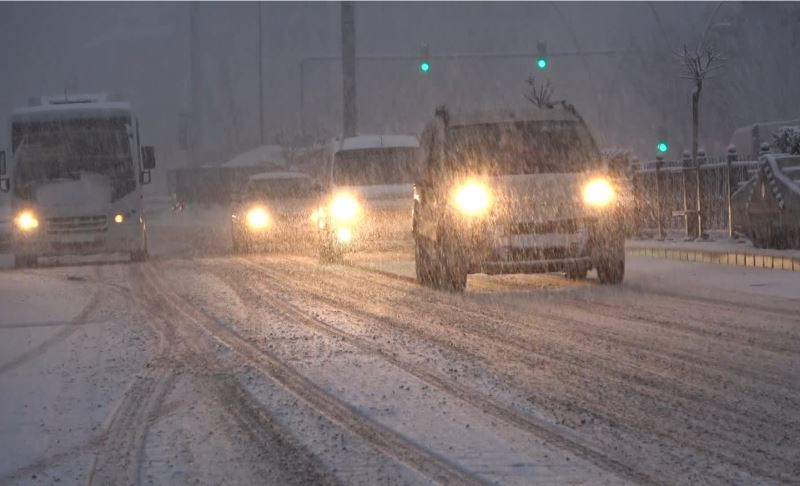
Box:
[677, 42, 725, 238]
[524, 76, 555, 108]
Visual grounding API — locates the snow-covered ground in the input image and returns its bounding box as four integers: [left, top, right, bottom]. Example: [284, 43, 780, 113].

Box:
[1, 208, 798, 485]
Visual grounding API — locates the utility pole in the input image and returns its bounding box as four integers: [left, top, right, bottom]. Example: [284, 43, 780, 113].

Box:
[257, 2, 264, 146]
[341, 1, 357, 137]
[189, 2, 202, 166]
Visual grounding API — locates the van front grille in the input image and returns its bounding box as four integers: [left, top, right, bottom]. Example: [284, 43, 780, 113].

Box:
[508, 218, 584, 235]
[47, 215, 108, 235]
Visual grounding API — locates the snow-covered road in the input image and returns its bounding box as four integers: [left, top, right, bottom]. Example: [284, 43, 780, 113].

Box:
[1, 218, 798, 485]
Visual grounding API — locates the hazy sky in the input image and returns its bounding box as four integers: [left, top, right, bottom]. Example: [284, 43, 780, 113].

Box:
[1, 2, 798, 170]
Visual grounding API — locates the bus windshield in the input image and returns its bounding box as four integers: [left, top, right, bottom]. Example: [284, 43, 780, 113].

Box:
[446, 120, 600, 175]
[333, 147, 418, 186]
[12, 117, 136, 198]
[13, 118, 133, 179]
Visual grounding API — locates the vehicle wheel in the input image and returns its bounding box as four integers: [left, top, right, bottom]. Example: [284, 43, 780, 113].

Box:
[233, 233, 251, 254]
[414, 237, 437, 287]
[597, 256, 625, 285]
[131, 230, 149, 262]
[318, 236, 341, 264]
[130, 248, 149, 262]
[436, 231, 467, 292]
[14, 255, 38, 268]
[565, 266, 589, 280]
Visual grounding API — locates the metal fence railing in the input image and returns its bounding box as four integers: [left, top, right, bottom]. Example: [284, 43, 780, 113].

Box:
[630, 149, 760, 236]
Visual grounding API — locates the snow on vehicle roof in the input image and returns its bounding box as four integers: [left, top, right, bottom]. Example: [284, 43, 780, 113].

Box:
[12, 102, 132, 123]
[338, 134, 419, 152]
[248, 171, 312, 182]
[448, 107, 580, 127]
[222, 144, 286, 169]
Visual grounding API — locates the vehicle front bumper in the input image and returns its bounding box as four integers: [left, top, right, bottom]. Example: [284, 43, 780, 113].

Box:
[11, 217, 145, 257]
[321, 208, 413, 252]
[457, 216, 623, 275]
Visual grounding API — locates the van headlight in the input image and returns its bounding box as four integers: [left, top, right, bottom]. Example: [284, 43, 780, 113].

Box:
[246, 207, 271, 230]
[583, 178, 616, 207]
[15, 210, 39, 231]
[330, 193, 360, 223]
[452, 180, 491, 216]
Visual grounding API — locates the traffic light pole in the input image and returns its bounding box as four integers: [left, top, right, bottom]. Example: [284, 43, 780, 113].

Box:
[298, 48, 630, 139]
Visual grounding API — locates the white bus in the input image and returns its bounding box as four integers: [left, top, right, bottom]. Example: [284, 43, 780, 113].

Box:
[0, 94, 155, 267]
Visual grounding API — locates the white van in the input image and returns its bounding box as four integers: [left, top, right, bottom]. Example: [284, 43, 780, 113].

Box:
[313, 135, 420, 261]
[413, 104, 626, 291]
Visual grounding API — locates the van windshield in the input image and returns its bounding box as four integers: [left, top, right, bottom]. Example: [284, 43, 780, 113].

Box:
[446, 120, 599, 175]
[333, 147, 418, 186]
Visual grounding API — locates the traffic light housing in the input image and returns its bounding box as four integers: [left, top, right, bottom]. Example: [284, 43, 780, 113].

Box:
[419, 45, 430, 73]
[536, 41, 548, 70]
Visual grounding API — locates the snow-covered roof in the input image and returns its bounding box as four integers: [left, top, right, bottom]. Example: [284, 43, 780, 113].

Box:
[338, 135, 419, 152]
[248, 171, 312, 182]
[12, 102, 132, 123]
[448, 107, 580, 127]
[222, 145, 286, 169]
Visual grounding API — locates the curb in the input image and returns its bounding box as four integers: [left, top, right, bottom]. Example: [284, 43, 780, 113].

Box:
[626, 246, 800, 272]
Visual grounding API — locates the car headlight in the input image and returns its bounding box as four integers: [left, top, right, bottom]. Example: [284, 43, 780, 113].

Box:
[15, 210, 39, 231]
[336, 227, 353, 243]
[582, 178, 616, 207]
[452, 180, 491, 216]
[330, 193, 360, 223]
[246, 207, 271, 230]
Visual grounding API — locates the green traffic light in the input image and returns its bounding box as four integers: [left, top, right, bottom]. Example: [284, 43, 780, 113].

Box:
[420, 61, 430, 73]
[536, 57, 548, 70]
[657, 141, 669, 153]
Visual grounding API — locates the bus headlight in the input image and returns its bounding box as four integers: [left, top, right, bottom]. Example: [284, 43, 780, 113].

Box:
[15, 211, 39, 232]
[330, 193, 360, 223]
[246, 207, 271, 230]
[452, 180, 491, 216]
[582, 178, 616, 207]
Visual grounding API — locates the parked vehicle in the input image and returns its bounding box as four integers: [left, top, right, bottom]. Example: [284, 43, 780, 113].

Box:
[313, 135, 420, 262]
[412, 104, 626, 291]
[230, 171, 320, 253]
[0, 94, 155, 267]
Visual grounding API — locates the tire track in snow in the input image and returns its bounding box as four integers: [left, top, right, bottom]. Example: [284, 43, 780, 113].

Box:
[208, 257, 655, 485]
[232, 256, 796, 484]
[140, 262, 484, 486]
[86, 264, 176, 486]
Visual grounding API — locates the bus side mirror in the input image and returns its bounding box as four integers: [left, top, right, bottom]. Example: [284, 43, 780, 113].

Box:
[142, 146, 156, 170]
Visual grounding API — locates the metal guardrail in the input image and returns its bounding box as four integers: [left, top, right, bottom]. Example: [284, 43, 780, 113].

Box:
[631, 149, 760, 236]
